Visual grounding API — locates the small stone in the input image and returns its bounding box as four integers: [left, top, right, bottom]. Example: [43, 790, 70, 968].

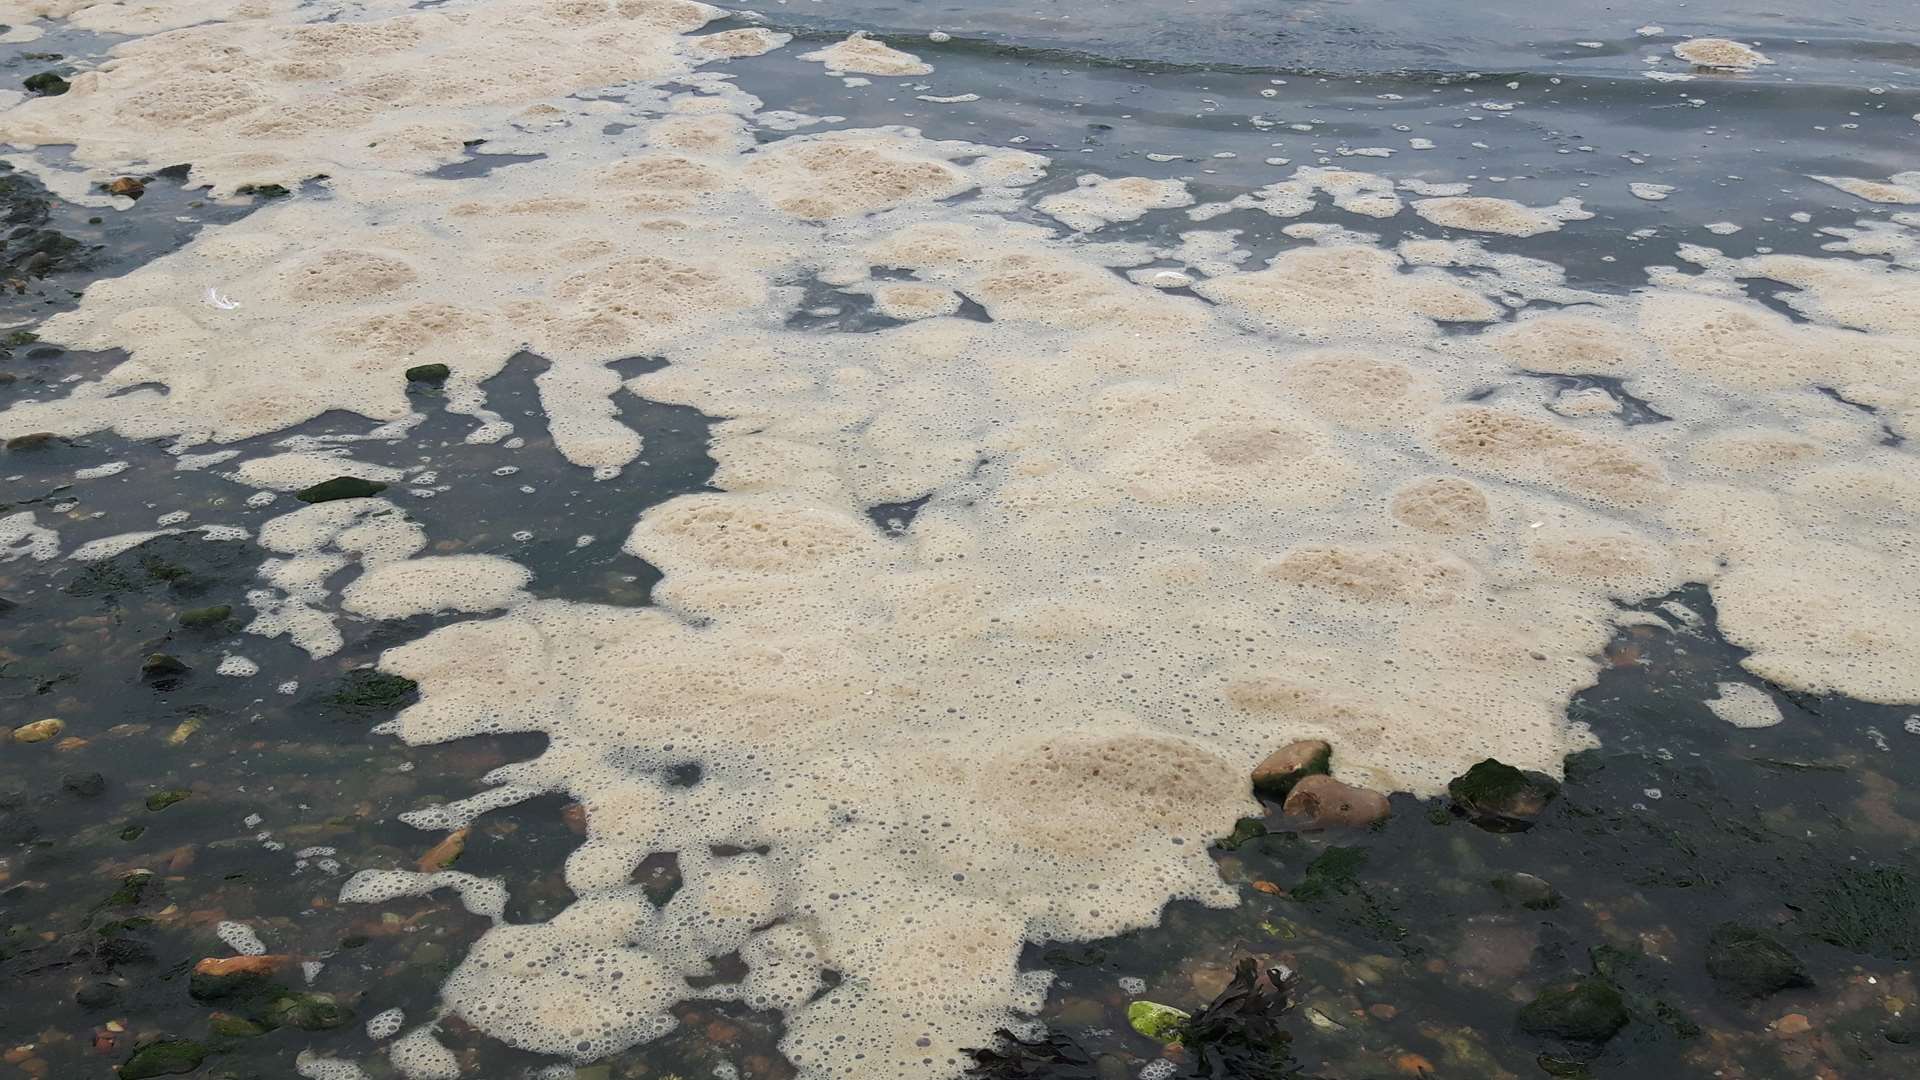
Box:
[208, 1013, 268, 1038]
[1283, 774, 1390, 828]
[12, 718, 65, 743]
[1518, 978, 1629, 1043]
[62, 771, 107, 798]
[1368, 1003, 1398, 1020]
[405, 363, 451, 383]
[1393, 1053, 1436, 1076]
[1706, 923, 1812, 999]
[145, 788, 191, 811]
[106, 177, 146, 198]
[75, 981, 120, 1009]
[177, 605, 231, 629]
[5, 431, 57, 450]
[1492, 872, 1560, 910]
[22, 72, 69, 96]
[295, 476, 388, 503]
[119, 1039, 206, 1079]
[1126, 999, 1190, 1043]
[1251, 739, 1332, 799]
[1773, 1012, 1812, 1037]
[141, 653, 191, 679]
[1448, 758, 1559, 832]
[267, 992, 354, 1030]
[416, 826, 469, 871]
[190, 954, 291, 1001]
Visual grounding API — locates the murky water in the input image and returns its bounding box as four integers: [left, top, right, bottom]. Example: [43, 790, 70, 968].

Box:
[2, 2, 1919, 1079]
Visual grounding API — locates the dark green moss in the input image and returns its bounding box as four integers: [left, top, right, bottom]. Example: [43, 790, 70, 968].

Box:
[1800, 865, 1919, 960]
[1215, 816, 1268, 851]
[405, 362, 451, 383]
[234, 183, 291, 198]
[294, 476, 388, 503]
[106, 871, 154, 907]
[1517, 978, 1629, 1044]
[266, 993, 354, 1030]
[321, 668, 418, 715]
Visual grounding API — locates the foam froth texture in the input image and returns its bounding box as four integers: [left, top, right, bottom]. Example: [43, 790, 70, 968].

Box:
[3, 2, 1919, 1077]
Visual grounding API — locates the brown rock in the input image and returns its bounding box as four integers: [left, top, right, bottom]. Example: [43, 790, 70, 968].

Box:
[1251, 739, 1332, 799]
[193, 954, 291, 978]
[11, 718, 64, 743]
[1773, 1012, 1812, 1037]
[106, 177, 146, 198]
[415, 826, 470, 871]
[1282, 774, 1390, 828]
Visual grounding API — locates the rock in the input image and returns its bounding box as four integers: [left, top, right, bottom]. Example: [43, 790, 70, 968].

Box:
[177, 605, 231, 629]
[62, 771, 107, 798]
[405, 363, 451, 383]
[208, 1013, 268, 1038]
[1448, 758, 1559, 832]
[267, 992, 354, 1030]
[190, 954, 291, 1001]
[119, 1039, 207, 1078]
[75, 981, 120, 1009]
[145, 789, 191, 812]
[1517, 978, 1629, 1044]
[1706, 923, 1811, 998]
[1282, 774, 1390, 829]
[416, 826, 469, 871]
[295, 476, 388, 503]
[1216, 816, 1267, 851]
[235, 183, 291, 198]
[1773, 1012, 1812, 1037]
[141, 653, 191, 679]
[106, 177, 146, 198]
[1251, 739, 1332, 800]
[4, 431, 57, 450]
[22, 72, 68, 97]
[11, 718, 64, 743]
[1126, 1000, 1190, 1043]
[1492, 872, 1560, 910]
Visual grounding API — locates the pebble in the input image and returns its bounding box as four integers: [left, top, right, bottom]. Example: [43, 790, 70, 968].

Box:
[1774, 1012, 1813, 1036]
[11, 718, 64, 743]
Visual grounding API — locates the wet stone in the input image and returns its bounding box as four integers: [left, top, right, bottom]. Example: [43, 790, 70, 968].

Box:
[1251, 738, 1332, 800]
[21, 72, 68, 97]
[1517, 978, 1630, 1044]
[1492, 872, 1560, 910]
[61, 770, 107, 797]
[267, 992, 354, 1030]
[11, 717, 64, 743]
[119, 1039, 206, 1079]
[141, 653, 191, 679]
[106, 177, 147, 198]
[75, 981, 121, 1009]
[295, 476, 389, 503]
[1282, 774, 1390, 829]
[1448, 758, 1559, 832]
[4, 431, 57, 450]
[145, 788, 191, 811]
[1705, 923, 1811, 998]
[177, 605, 232, 629]
[1126, 999, 1190, 1042]
[406, 362, 452, 383]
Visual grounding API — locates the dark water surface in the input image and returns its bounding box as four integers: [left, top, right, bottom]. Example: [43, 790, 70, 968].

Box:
[3, 2, 1920, 1078]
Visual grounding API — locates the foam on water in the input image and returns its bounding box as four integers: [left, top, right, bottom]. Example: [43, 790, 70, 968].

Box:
[3, 2, 1919, 1076]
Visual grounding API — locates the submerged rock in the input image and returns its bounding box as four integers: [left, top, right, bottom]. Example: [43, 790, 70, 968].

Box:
[62, 771, 107, 798]
[75, 981, 121, 1009]
[189, 954, 291, 1001]
[267, 992, 354, 1030]
[141, 653, 191, 679]
[177, 604, 232, 629]
[1705, 923, 1811, 998]
[106, 177, 146, 198]
[1282, 774, 1390, 828]
[145, 788, 191, 811]
[1126, 1000, 1190, 1042]
[1448, 758, 1559, 832]
[119, 1039, 206, 1078]
[11, 717, 64, 743]
[295, 476, 389, 503]
[4, 431, 57, 450]
[1492, 872, 1560, 910]
[1517, 978, 1629, 1043]
[1251, 739, 1331, 800]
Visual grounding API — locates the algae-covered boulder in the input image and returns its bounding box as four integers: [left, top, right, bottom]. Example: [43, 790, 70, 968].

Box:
[1449, 758, 1559, 832]
[120, 1039, 206, 1078]
[1705, 923, 1811, 998]
[1517, 978, 1629, 1043]
[405, 363, 451, 383]
[1127, 999, 1190, 1042]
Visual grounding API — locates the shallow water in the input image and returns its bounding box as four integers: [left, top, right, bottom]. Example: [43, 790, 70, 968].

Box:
[2, 1, 1919, 1079]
